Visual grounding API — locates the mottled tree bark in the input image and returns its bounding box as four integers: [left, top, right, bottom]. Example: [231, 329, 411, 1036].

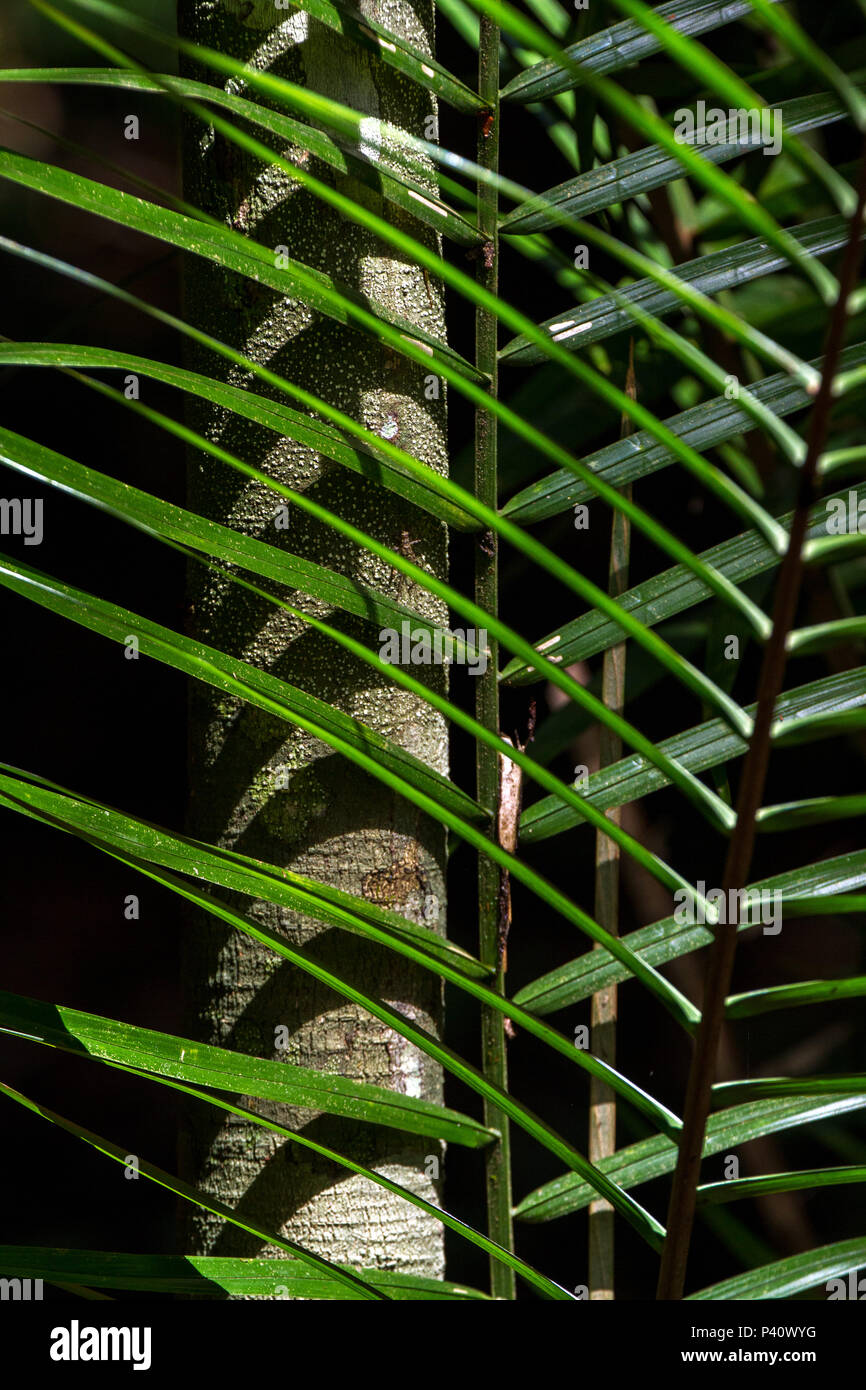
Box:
[177, 0, 448, 1285]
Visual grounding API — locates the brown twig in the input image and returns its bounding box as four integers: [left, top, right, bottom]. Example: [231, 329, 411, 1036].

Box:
[496, 701, 536, 985]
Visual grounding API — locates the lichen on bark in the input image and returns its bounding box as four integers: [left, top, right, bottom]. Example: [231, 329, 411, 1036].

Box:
[177, 0, 449, 1286]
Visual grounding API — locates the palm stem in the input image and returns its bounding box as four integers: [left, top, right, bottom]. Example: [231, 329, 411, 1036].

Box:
[589, 344, 636, 1298]
[475, 9, 515, 1300]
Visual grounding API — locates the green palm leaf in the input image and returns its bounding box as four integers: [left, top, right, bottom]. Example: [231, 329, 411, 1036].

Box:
[0, 1247, 490, 1298]
[0, 989, 495, 1147]
[688, 1239, 866, 1300]
[514, 1095, 866, 1223]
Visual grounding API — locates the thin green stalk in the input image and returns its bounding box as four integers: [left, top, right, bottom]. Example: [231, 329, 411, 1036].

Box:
[589, 344, 635, 1300]
[475, 12, 514, 1301]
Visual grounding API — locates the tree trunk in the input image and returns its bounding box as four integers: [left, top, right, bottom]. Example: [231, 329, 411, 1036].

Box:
[177, 0, 448, 1286]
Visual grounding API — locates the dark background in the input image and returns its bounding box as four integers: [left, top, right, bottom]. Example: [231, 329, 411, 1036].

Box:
[1, 0, 865, 1300]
